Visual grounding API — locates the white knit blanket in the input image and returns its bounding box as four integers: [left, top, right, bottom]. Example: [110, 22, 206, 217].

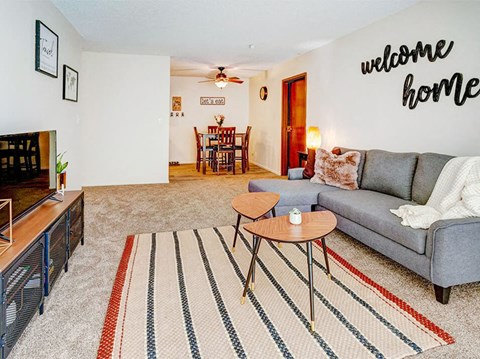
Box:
[391, 156, 480, 229]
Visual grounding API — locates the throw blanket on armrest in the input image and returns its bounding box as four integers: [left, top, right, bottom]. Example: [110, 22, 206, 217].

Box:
[391, 156, 480, 229]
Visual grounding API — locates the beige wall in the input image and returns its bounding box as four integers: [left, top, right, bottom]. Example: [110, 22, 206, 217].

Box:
[0, 1, 84, 188]
[169, 76, 250, 164]
[80, 52, 171, 186]
[249, 1, 480, 174]
[0, 2, 171, 188]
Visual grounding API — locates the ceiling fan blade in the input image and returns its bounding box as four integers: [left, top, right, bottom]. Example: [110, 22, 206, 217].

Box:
[228, 77, 241, 80]
[198, 79, 215, 83]
[227, 78, 244, 84]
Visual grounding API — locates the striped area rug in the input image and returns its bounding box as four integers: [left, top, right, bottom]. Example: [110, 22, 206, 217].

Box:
[97, 225, 453, 359]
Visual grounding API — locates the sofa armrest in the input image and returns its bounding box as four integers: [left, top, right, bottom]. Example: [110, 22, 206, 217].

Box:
[426, 217, 480, 287]
[288, 167, 304, 180]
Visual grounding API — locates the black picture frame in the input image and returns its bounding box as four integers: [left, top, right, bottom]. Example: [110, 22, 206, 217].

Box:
[63, 65, 78, 102]
[35, 20, 59, 78]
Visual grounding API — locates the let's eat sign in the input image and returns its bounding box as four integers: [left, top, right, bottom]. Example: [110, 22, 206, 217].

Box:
[200, 97, 225, 105]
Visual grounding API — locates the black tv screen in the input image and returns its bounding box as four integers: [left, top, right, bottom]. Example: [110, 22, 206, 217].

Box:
[0, 130, 57, 231]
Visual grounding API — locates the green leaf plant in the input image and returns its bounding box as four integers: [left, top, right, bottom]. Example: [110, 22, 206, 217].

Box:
[56, 152, 69, 174]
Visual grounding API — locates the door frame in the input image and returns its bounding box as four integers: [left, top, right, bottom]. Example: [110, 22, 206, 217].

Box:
[281, 72, 307, 176]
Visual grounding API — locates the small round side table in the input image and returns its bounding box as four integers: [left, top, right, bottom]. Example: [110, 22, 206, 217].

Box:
[242, 210, 337, 332]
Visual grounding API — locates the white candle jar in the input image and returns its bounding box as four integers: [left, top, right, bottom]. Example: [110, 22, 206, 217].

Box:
[289, 208, 302, 225]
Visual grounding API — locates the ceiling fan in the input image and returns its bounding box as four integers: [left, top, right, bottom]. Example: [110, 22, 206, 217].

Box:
[198, 67, 244, 88]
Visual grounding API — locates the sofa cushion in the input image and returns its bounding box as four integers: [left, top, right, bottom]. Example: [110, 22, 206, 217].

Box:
[311, 148, 361, 190]
[361, 150, 418, 200]
[318, 189, 427, 254]
[338, 147, 366, 186]
[249, 179, 340, 208]
[412, 153, 453, 205]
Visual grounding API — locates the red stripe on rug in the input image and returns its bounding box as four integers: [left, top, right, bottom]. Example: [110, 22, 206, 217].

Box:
[97, 235, 135, 359]
[314, 239, 455, 345]
[118, 235, 140, 357]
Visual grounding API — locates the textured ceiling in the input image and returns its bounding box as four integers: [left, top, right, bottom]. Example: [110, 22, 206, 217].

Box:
[52, 0, 419, 79]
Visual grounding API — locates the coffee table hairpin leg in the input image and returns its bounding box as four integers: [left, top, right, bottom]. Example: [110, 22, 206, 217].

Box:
[241, 237, 262, 304]
[241, 238, 328, 332]
[232, 214, 242, 252]
[232, 206, 278, 253]
[251, 236, 257, 290]
[232, 216, 260, 253]
[320, 237, 332, 279]
[306, 237, 332, 332]
[271, 207, 282, 249]
[306, 241, 315, 331]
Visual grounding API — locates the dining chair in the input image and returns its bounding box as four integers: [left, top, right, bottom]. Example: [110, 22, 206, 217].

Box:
[207, 126, 218, 145]
[235, 126, 252, 173]
[193, 127, 214, 172]
[206, 125, 219, 166]
[213, 127, 236, 174]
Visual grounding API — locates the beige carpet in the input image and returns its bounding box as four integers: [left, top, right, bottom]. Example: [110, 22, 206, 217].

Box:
[8, 164, 480, 358]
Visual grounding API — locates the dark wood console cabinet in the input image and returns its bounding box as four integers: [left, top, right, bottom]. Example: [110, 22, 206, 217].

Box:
[0, 191, 84, 358]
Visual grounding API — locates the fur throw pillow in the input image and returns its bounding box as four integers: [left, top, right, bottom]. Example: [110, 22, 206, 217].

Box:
[310, 148, 361, 190]
[303, 147, 344, 179]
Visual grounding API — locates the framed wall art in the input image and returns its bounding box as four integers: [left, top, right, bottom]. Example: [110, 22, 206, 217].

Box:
[172, 96, 182, 111]
[35, 20, 59, 78]
[200, 97, 225, 105]
[63, 65, 78, 102]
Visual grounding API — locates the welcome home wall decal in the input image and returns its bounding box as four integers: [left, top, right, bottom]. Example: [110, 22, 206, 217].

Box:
[361, 40, 480, 109]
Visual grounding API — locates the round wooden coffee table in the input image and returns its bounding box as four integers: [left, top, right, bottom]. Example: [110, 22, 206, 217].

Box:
[241, 210, 337, 332]
[231, 192, 280, 251]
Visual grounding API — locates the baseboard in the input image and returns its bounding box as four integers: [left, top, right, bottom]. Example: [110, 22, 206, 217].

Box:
[250, 160, 281, 176]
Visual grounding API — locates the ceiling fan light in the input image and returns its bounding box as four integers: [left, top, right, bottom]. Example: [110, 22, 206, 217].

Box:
[215, 80, 228, 88]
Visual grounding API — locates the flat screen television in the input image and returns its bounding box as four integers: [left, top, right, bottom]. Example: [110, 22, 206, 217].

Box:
[0, 130, 57, 232]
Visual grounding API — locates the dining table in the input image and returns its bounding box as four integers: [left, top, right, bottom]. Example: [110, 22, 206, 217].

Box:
[197, 130, 245, 174]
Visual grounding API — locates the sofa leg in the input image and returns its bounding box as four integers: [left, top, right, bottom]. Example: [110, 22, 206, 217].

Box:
[434, 284, 451, 304]
[311, 204, 317, 212]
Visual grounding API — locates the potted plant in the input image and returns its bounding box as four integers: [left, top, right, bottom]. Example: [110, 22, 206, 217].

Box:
[56, 152, 68, 190]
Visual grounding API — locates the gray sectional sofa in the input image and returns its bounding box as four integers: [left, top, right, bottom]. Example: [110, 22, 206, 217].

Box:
[248, 148, 480, 304]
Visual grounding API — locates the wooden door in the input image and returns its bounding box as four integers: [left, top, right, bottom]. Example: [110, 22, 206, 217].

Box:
[281, 73, 306, 175]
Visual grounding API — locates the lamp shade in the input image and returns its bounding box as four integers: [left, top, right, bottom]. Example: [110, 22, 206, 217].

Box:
[306, 126, 321, 149]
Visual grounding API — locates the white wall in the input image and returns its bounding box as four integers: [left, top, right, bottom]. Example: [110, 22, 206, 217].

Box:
[169, 76, 249, 163]
[0, 0, 84, 189]
[249, 1, 480, 174]
[81, 52, 170, 186]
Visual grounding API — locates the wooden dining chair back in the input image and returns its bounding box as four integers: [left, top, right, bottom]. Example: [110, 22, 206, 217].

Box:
[207, 126, 218, 146]
[217, 127, 236, 147]
[194, 126, 216, 172]
[207, 126, 218, 133]
[235, 125, 252, 173]
[214, 127, 236, 174]
[243, 125, 252, 171]
[193, 127, 202, 171]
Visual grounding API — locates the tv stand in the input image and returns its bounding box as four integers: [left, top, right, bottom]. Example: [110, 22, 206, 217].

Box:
[0, 190, 84, 358]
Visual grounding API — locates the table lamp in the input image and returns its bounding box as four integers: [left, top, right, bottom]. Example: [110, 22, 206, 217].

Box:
[303, 126, 321, 178]
[307, 126, 321, 149]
